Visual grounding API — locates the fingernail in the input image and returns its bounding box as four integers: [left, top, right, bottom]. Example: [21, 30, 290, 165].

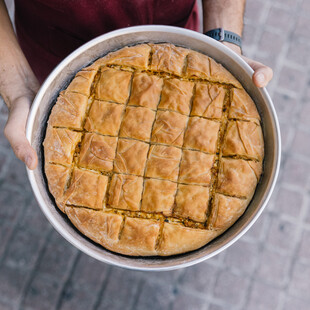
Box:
[256, 73, 265, 85]
[25, 156, 33, 169]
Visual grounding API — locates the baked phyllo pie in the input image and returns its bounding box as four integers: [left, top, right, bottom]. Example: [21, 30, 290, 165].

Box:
[43, 43, 264, 256]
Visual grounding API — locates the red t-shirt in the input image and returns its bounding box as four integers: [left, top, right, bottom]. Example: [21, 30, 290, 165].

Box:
[15, 0, 200, 83]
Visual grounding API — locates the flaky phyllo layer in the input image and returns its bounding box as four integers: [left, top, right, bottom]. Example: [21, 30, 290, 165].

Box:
[43, 43, 264, 256]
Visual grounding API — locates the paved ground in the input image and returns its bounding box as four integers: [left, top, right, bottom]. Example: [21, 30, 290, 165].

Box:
[1, 0, 310, 309]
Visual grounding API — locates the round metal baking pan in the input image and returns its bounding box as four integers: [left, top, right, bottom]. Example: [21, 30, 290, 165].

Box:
[26, 25, 281, 271]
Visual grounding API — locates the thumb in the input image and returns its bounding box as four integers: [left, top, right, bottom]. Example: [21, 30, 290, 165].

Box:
[4, 97, 38, 170]
[242, 56, 273, 88]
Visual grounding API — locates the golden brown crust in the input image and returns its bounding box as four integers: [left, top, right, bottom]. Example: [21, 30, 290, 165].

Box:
[45, 163, 71, 212]
[79, 133, 117, 172]
[183, 117, 220, 153]
[118, 217, 160, 256]
[65, 207, 123, 246]
[145, 145, 182, 182]
[48, 91, 88, 129]
[43, 126, 82, 166]
[151, 111, 187, 147]
[96, 67, 132, 104]
[64, 168, 108, 210]
[210, 194, 248, 230]
[44, 43, 264, 257]
[158, 79, 194, 114]
[229, 88, 261, 123]
[113, 139, 149, 176]
[191, 84, 226, 119]
[157, 222, 220, 256]
[88, 44, 151, 70]
[150, 43, 189, 76]
[66, 70, 97, 96]
[174, 184, 210, 222]
[84, 100, 125, 136]
[108, 174, 143, 211]
[119, 106, 156, 141]
[179, 150, 214, 185]
[141, 179, 177, 215]
[128, 73, 163, 109]
[217, 158, 259, 198]
[223, 121, 264, 161]
[186, 50, 241, 88]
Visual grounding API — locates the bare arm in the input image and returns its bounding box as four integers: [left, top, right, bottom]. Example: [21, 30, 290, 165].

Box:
[202, 0, 273, 87]
[0, 0, 39, 169]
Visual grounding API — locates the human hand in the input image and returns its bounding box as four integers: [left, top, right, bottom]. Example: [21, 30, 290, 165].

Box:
[4, 87, 39, 170]
[223, 42, 273, 88]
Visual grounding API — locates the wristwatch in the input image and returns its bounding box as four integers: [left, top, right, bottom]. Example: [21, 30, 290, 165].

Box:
[204, 28, 242, 49]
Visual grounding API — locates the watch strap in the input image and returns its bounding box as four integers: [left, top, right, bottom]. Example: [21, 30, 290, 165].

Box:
[204, 28, 242, 49]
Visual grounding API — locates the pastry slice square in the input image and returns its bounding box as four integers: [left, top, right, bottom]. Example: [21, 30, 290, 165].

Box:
[150, 43, 189, 76]
[151, 111, 188, 147]
[174, 184, 209, 222]
[119, 106, 156, 141]
[158, 79, 194, 115]
[128, 73, 163, 109]
[66, 69, 98, 96]
[141, 179, 177, 215]
[217, 158, 259, 198]
[191, 84, 226, 119]
[179, 150, 215, 185]
[118, 217, 160, 256]
[114, 139, 149, 176]
[108, 174, 143, 211]
[145, 145, 182, 181]
[183, 117, 220, 153]
[229, 88, 260, 123]
[48, 91, 88, 129]
[43, 127, 82, 165]
[222, 121, 264, 161]
[79, 133, 117, 172]
[64, 168, 108, 209]
[96, 67, 132, 103]
[45, 163, 71, 212]
[209, 194, 248, 230]
[84, 100, 124, 136]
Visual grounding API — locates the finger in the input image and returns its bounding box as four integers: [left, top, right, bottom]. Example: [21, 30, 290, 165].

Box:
[242, 56, 273, 88]
[4, 99, 38, 170]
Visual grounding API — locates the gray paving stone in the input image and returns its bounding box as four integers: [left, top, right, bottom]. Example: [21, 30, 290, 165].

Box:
[213, 270, 249, 307]
[265, 215, 298, 253]
[273, 185, 304, 219]
[265, 5, 294, 32]
[245, 281, 281, 310]
[297, 229, 310, 262]
[289, 261, 310, 299]
[172, 289, 208, 310]
[35, 230, 77, 279]
[21, 274, 63, 310]
[178, 261, 217, 294]
[97, 267, 141, 310]
[283, 296, 310, 310]
[277, 65, 307, 95]
[134, 280, 175, 310]
[282, 156, 310, 189]
[256, 247, 290, 287]
[0, 264, 28, 306]
[224, 239, 259, 275]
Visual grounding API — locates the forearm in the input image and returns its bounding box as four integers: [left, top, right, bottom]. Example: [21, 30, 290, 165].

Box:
[202, 0, 245, 36]
[0, 0, 38, 108]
